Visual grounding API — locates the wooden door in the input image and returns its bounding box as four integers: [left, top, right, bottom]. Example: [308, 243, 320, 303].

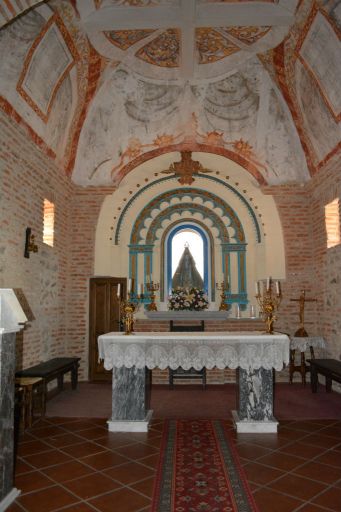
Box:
[89, 277, 126, 381]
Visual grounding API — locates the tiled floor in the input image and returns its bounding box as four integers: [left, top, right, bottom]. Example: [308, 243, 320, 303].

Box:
[7, 417, 341, 512]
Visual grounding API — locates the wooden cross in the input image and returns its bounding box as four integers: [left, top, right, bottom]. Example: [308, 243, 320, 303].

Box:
[290, 290, 317, 337]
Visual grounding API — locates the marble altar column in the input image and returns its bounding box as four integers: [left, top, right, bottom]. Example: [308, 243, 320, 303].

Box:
[0, 289, 27, 510]
[108, 366, 152, 432]
[232, 367, 278, 433]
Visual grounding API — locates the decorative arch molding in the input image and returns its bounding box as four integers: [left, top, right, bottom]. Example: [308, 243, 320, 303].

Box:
[114, 174, 261, 245]
[128, 189, 249, 308]
[129, 187, 245, 245]
[114, 143, 268, 187]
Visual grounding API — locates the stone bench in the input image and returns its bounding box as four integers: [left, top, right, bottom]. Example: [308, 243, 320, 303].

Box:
[16, 357, 81, 401]
[308, 358, 341, 393]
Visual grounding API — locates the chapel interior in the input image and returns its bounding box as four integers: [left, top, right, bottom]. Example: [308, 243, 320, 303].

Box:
[1, 0, 341, 511]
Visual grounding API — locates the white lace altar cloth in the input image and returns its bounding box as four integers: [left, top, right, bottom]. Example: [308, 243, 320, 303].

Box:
[98, 331, 290, 372]
[290, 336, 326, 352]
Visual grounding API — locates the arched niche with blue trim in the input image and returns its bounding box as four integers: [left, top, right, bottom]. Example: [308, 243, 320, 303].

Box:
[166, 223, 209, 297]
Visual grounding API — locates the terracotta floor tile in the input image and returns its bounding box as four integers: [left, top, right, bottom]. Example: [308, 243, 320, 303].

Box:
[314, 450, 341, 468]
[75, 427, 108, 440]
[278, 441, 327, 460]
[235, 442, 273, 461]
[54, 504, 95, 512]
[94, 436, 135, 450]
[268, 473, 327, 501]
[130, 476, 155, 498]
[63, 472, 121, 499]
[17, 440, 51, 457]
[5, 502, 25, 512]
[14, 458, 36, 475]
[90, 488, 150, 512]
[43, 460, 95, 483]
[27, 426, 65, 438]
[81, 450, 129, 470]
[44, 417, 82, 425]
[15, 470, 55, 494]
[61, 440, 106, 458]
[296, 504, 331, 511]
[18, 485, 78, 512]
[312, 486, 341, 511]
[60, 420, 97, 432]
[116, 442, 159, 460]
[243, 462, 285, 486]
[23, 449, 73, 469]
[253, 487, 304, 512]
[104, 461, 155, 485]
[44, 433, 85, 448]
[293, 461, 341, 484]
[256, 452, 305, 471]
[138, 453, 160, 469]
[302, 434, 341, 449]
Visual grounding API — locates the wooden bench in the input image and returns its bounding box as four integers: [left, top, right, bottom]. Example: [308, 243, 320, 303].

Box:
[16, 357, 81, 402]
[308, 358, 341, 393]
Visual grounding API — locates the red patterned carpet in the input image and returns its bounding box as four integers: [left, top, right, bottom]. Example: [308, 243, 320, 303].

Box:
[151, 419, 259, 511]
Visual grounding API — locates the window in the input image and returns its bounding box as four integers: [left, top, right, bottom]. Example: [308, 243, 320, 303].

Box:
[325, 199, 340, 249]
[43, 199, 55, 247]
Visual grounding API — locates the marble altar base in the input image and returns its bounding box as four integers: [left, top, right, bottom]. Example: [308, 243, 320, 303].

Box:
[232, 410, 279, 433]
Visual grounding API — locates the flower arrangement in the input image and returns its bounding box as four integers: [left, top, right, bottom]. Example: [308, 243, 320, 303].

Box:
[168, 287, 209, 311]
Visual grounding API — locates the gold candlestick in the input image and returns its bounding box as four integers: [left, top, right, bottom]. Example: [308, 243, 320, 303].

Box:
[255, 279, 282, 334]
[146, 282, 159, 311]
[120, 295, 137, 335]
[216, 282, 229, 311]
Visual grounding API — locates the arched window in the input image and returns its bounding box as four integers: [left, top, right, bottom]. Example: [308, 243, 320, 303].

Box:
[166, 223, 209, 296]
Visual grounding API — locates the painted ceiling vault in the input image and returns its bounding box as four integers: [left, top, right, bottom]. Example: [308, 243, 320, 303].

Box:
[0, 0, 340, 187]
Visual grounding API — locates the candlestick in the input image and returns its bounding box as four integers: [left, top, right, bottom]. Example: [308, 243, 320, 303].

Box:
[146, 281, 159, 311]
[255, 278, 282, 334]
[216, 282, 228, 311]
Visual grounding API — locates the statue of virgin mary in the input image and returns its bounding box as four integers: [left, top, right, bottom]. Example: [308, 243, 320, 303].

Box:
[172, 244, 204, 289]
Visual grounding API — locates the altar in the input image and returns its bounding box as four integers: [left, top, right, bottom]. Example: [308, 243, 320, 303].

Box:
[98, 331, 290, 433]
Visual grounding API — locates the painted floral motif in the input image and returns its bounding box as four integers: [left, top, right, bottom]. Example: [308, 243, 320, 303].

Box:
[196, 28, 239, 64]
[225, 26, 271, 45]
[168, 287, 209, 311]
[136, 29, 180, 67]
[104, 29, 155, 50]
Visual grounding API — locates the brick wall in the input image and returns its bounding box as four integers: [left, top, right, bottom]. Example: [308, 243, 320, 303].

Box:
[1, 108, 340, 385]
[0, 109, 73, 370]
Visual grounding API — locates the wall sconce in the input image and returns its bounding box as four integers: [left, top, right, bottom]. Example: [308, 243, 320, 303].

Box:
[24, 227, 38, 258]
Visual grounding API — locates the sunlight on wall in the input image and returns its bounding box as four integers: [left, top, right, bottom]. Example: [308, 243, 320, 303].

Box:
[325, 199, 340, 249]
[43, 199, 55, 247]
[172, 230, 203, 278]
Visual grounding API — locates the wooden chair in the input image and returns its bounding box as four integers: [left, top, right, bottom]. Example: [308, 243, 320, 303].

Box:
[169, 320, 206, 389]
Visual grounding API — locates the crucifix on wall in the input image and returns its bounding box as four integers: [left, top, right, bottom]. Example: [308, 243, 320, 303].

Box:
[290, 290, 317, 337]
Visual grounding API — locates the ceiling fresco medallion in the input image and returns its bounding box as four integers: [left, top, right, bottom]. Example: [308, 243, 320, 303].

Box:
[135, 29, 180, 67]
[104, 29, 155, 50]
[196, 28, 240, 64]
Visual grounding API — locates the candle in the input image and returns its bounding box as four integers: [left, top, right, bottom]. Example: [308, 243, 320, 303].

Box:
[117, 283, 121, 298]
[276, 281, 280, 295]
[255, 281, 260, 295]
[137, 283, 142, 296]
[250, 304, 256, 318]
[127, 278, 132, 292]
[266, 277, 270, 291]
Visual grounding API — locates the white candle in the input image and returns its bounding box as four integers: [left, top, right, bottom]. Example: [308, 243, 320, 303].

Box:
[137, 283, 142, 296]
[250, 304, 256, 318]
[255, 281, 259, 295]
[276, 281, 280, 295]
[117, 283, 121, 298]
[127, 278, 132, 292]
[266, 277, 270, 291]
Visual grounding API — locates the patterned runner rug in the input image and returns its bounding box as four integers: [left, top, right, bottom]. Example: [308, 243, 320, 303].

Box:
[151, 419, 259, 512]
